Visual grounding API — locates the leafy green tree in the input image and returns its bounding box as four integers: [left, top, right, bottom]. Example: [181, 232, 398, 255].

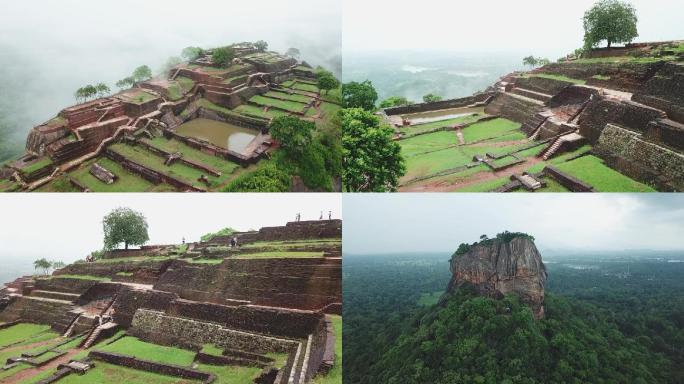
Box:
[316, 69, 340, 94]
[342, 81, 378, 111]
[523, 55, 538, 68]
[254, 40, 268, 52]
[95, 83, 110, 98]
[33, 258, 52, 275]
[269, 116, 315, 156]
[200, 227, 236, 242]
[102, 207, 149, 250]
[51, 260, 66, 269]
[583, 0, 638, 48]
[212, 46, 235, 67]
[132, 65, 152, 82]
[74, 87, 86, 103]
[115, 76, 135, 90]
[380, 96, 412, 108]
[222, 162, 291, 192]
[83, 84, 97, 100]
[286, 47, 301, 59]
[537, 57, 551, 66]
[342, 108, 405, 192]
[422, 94, 442, 103]
[181, 46, 203, 61]
[163, 56, 182, 72]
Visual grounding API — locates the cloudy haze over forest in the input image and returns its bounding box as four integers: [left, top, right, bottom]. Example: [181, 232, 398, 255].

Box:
[343, 194, 684, 255]
[0, 0, 341, 161]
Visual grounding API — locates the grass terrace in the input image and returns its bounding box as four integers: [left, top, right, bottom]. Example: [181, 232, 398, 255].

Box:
[553, 155, 655, 192]
[144, 137, 240, 175]
[521, 73, 586, 85]
[249, 95, 307, 113]
[68, 157, 157, 192]
[58, 362, 202, 384]
[92, 255, 174, 264]
[234, 104, 288, 119]
[399, 113, 484, 136]
[121, 89, 158, 104]
[265, 90, 312, 103]
[231, 251, 325, 259]
[43, 274, 111, 281]
[96, 336, 196, 366]
[109, 143, 232, 189]
[21, 156, 53, 174]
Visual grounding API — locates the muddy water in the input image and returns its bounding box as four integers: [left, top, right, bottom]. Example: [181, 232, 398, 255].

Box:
[401, 106, 484, 125]
[176, 118, 257, 153]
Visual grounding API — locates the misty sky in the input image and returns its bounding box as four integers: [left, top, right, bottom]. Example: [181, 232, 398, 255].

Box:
[0, 193, 340, 266]
[0, 0, 341, 158]
[343, 194, 684, 255]
[344, 0, 684, 58]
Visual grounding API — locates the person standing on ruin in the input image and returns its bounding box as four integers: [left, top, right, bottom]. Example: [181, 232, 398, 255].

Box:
[328, 211, 332, 220]
[320, 211, 323, 220]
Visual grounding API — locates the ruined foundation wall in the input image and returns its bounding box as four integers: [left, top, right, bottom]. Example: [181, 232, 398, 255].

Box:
[515, 76, 573, 95]
[578, 98, 665, 144]
[54, 259, 173, 279]
[383, 93, 491, 116]
[484, 92, 543, 124]
[632, 62, 684, 124]
[129, 309, 297, 354]
[111, 287, 179, 327]
[0, 296, 73, 326]
[540, 61, 665, 92]
[594, 124, 684, 191]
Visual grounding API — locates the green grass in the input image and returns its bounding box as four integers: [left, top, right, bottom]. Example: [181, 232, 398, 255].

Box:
[145, 137, 240, 176]
[319, 102, 341, 118]
[491, 155, 521, 168]
[232, 251, 325, 259]
[34, 175, 81, 192]
[96, 336, 196, 366]
[194, 364, 261, 384]
[177, 77, 195, 92]
[537, 177, 570, 192]
[109, 143, 229, 189]
[0, 324, 53, 347]
[400, 113, 484, 135]
[94, 255, 173, 264]
[591, 74, 611, 80]
[573, 56, 670, 64]
[456, 176, 512, 192]
[21, 157, 53, 174]
[240, 239, 340, 250]
[250, 95, 307, 113]
[265, 352, 289, 368]
[400, 131, 459, 157]
[265, 91, 312, 103]
[115, 272, 134, 277]
[529, 73, 586, 85]
[166, 83, 183, 101]
[313, 315, 341, 384]
[234, 104, 289, 119]
[45, 274, 111, 281]
[200, 344, 223, 356]
[291, 82, 319, 93]
[461, 118, 521, 143]
[59, 361, 201, 384]
[417, 291, 442, 306]
[124, 90, 158, 104]
[188, 258, 224, 264]
[402, 147, 474, 181]
[555, 155, 655, 192]
[69, 157, 155, 192]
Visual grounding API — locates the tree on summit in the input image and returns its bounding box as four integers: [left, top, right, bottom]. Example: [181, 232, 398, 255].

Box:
[583, 0, 638, 49]
[342, 81, 378, 111]
[212, 46, 235, 67]
[254, 40, 268, 52]
[423, 93, 442, 103]
[102, 207, 149, 250]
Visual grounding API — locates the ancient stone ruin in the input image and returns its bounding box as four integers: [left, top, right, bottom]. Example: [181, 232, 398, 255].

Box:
[381, 40, 684, 192]
[446, 234, 547, 319]
[0, 42, 338, 192]
[0, 219, 341, 383]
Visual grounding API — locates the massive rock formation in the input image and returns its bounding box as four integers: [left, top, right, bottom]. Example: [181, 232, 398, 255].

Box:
[446, 235, 547, 319]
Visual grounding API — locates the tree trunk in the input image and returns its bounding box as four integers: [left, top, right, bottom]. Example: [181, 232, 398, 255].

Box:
[125, 241, 129, 250]
[607, 40, 612, 48]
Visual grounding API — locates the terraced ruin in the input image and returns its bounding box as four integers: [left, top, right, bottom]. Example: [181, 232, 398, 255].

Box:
[0, 220, 342, 383]
[0, 43, 341, 192]
[384, 40, 684, 192]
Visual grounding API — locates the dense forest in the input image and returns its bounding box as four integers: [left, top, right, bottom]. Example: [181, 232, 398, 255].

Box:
[343, 253, 684, 384]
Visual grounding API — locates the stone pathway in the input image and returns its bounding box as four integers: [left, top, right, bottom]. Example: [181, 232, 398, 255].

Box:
[4, 347, 84, 384]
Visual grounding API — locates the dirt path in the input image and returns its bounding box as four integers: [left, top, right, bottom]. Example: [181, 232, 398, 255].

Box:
[4, 347, 84, 384]
[0, 337, 62, 354]
[400, 156, 544, 192]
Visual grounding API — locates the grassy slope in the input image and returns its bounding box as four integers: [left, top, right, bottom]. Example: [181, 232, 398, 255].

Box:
[555, 155, 655, 192]
[96, 336, 196, 366]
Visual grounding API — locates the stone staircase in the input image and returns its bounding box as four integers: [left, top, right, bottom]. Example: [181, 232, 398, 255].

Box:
[512, 87, 553, 103]
[541, 131, 585, 160]
[31, 290, 80, 302]
[522, 112, 550, 137]
[81, 321, 118, 348]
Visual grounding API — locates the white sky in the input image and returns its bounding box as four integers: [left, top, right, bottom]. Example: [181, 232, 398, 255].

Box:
[0, 193, 341, 264]
[343, 0, 684, 57]
[343, 194, 684, 255]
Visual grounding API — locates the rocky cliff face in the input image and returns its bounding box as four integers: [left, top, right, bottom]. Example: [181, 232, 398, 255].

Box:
[446, 236, 547, 319]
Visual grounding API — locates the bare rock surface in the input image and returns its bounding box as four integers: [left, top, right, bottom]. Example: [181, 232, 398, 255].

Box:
[447, 235, 547, 318]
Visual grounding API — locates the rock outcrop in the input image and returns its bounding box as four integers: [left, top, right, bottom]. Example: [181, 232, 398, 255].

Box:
[446, 235, 547, 319]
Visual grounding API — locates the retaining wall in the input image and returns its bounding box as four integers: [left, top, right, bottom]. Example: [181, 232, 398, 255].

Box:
[484, 92, 544, 124]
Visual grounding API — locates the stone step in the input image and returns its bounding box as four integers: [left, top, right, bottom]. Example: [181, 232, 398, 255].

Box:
[512, 87, 553, 102]
[31, 290, 80, 302]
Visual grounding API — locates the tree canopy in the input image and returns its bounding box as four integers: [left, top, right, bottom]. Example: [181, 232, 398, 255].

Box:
[102, 207, 149, 250]
[269, 116, 316, 156]
[33, 258, 52, 275]
[342, 81, 378, 111]
[583, 0, 638, 48]
[254, 40, 268, 52]
[422, 93, 442, 103]
[316, 69, 340, 94]
[341, 108, 405, 192]
[132, 65, 152, 82]
[181, 46, 203, 61]
[380, 96, 412, 108]
[286, 47, 300, 58]
[212, 46, 235, 67]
